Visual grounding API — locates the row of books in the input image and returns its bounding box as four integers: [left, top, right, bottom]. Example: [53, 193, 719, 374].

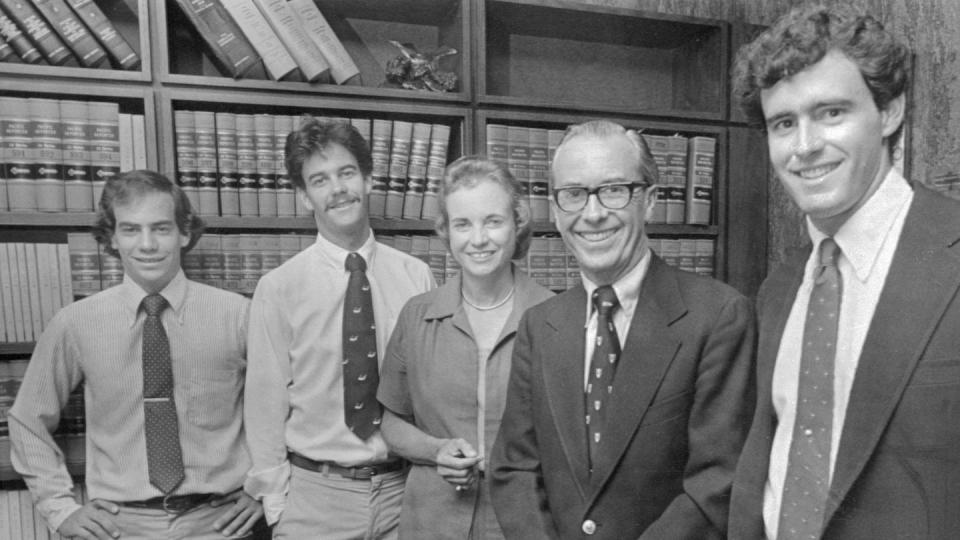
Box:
[0, 0, 140, 70]
[486, 124, 717, 226]
[0, 243, 74, 343]
[0, 96, 147, 213]
[176, 0, 360, 83]
[174, 112, 452, 221]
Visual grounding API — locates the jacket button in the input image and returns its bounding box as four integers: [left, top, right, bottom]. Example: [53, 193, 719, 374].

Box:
[582, 519, 596, 535]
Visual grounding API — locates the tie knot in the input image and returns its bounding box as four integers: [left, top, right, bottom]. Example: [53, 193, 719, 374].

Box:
[592, 285, 619, 317]
[820, 238, 841, 268]
[346, 252, 366, 273]
[141, 294, 168, 316]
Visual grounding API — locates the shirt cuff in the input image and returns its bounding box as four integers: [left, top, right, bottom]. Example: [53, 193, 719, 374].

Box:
[43, 497, 83, 535]
[261, 493, 286, 526]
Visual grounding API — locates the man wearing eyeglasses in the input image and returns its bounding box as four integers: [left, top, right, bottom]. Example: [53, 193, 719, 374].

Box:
[490, 120, 756, 539]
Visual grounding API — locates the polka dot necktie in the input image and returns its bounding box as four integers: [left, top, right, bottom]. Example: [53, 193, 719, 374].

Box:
[343, 253, 381, 440]
[585, 285, 620, 471]
[141, 294, 185, 494]
[778, 238, 842, 540]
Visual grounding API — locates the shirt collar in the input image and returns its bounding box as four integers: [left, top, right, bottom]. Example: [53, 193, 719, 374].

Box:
[806, 168, 913, 282]
[119, 269, 188, 328]
[581, 246, 650, 319]
[311, 230, 376, 271]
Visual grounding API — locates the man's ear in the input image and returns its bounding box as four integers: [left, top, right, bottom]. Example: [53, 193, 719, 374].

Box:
[880, 93, 906, 138]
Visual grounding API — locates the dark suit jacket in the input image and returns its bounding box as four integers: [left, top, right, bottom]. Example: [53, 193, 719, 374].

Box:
[729, 186, 960, 539]
[491, 254, 756, 539]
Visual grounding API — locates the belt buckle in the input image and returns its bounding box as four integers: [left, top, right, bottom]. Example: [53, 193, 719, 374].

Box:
[353, 466, 376, 479]
[162, 494, 192, 515]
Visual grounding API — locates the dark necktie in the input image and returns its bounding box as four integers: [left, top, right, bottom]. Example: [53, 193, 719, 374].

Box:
[585, 285, 620, 470]
[778, 238, 842, 540]
[343, 253, 381, 439]
[141, 294, 185, 494]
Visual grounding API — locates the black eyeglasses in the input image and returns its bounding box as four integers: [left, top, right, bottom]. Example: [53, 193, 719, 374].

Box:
[552, 182, 650, 213]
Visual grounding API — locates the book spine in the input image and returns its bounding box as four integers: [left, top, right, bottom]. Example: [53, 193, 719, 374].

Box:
[565, 241, 580, 290]
[131, 113, 146, 168]
[33, 0, 107, 67]
[507, 126, 531, 210]
[66, 231, 101, 297]
[16, 243, 42, 340]
[401, 122, 430, 220]
[99, 249, 123, 289]
[547, 129, 564, 222]
[87, 101, 120, 207]
[0, 244, 17, 340]
[385, 120, 412, 219]
[215, 112, 240, 216]
[695, 238, 714, 277]
[195, 110, 220, 216]
[174, 0, 261, 78]
[199, 234, 224, 289]
[252, 0, 329, 82]
[235, 113, 258, 217]
[220, 234, 243, 293]
[34, 244, 56, 332]
[220, 0, 296, 80]
[685, 136, 715, 225]
[173, 110, 199, 211]
[118, 112, 132, 172]
[60, 100, 93, 212]
[528, 127, 549, 222]
[368, 118, 391, 219]
[0, 11, 42, 63]
[666, 134, 689, 225]
[427, 236, 445, 285]
[29, 97, 66, 212]
[5, 243, 27, 340]
[0, 361, 12, 480]
[642, 134, 670, 224]
[254, 113, 277, 217]
[288, 0, 359, 84]
[527, 237, 550, 290]
[0, 0, 71, 64]
[56, 242, 72, 304]
[547, 237, 566, 291]
[2, 96, 36, 211]
[421, 123, 450, 221]
[65, 0, 140, 69]
[274, 114, 295, 217]
[238, 233, 262, 295]
[486, 123, 508, 166]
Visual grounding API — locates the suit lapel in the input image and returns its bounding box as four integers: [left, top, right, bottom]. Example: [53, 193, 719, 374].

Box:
[826, 188, 960, 523]
[590, 257, 685, 492]
[542, 285, 592, 493]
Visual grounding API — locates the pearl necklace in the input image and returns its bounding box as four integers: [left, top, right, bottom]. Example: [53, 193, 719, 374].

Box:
[462, 286, 516, 311]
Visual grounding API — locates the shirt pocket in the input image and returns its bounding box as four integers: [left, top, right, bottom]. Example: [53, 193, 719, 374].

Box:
[185, 367, 243, 430]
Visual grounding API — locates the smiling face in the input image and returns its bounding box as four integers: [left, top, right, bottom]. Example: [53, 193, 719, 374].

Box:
[298, 142, 372, 251]
[110, 191, 190, 294]
[445, 179, 517, 281]
[551, 133, 656, 285]
[761, 49, 905, 235]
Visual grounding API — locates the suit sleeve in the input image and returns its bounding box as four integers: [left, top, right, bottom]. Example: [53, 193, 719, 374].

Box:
[640, 293, 757, 540]
[490, 311, 558, 540]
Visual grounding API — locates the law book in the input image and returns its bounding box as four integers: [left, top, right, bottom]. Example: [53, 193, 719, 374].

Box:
[3, 245, 26, 341]
[67, 231, 101, 297]
[173, 110, 199, 211]
[238, 234, 262, 294]
[410, 235, 431, 269]
[547, 129, 564, 222]
[235, 113, 258, 217]
[659, 238, 680, 268]
[181, 234, 204, 283]
[427, 236, 446, 285]
[15, 243, 42, 339]
[65, 0, 140, 69]
[118, 111, 133, 171]
[547, 236, 567, 291]
[383, 120, 412, 219]
[219, 0, 296, 80]
[28, 97, 66, 212]
[0, 10, 41, 63]
[641, 133, 669, 224]
[694, 238, 714, 277]
[274, 114, 295, 217]
[18, 488, 34, 539]
[444, 249, 459, 282]
[665, 134, 689, 225]
[99, 249, 123, 289]
[368, 118, 391, 219]
[252, 0, 329, 82]
[173, 0, 262, 79]
[60, 100, 93, 212]
[6, 484, 22, 540]
[220, 234, 243, 293]
[486, 123, 508, 166]
[56, 243, 73, 306]
[33, 0, 107, 67]
[400, 122, 430, 220]
[131, 113, 146, 168]
[254, 113, 277, 217]
[87, 100, 119, 207]
[198, 234, 224, 289]
[507, 125, 531, 208]
[288, 0, 359, 84]
[0, 244, 17, 341]
[565, 240, 580, 290]
[195, 110, 220, 216]
[1, 96, 35, 211]
[421, 123, 450, 221]
[528, 127, 550, 222]
[527, 236, 550, 290]
[34, 243, 56, 331]
[392, 234, 411, 257]
[0, 0, 71, 64]
[685, 135, 716, 225]
[215, 112, 240, 216]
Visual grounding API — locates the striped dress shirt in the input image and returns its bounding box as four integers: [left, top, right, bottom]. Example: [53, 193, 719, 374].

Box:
[9, 270, 251, 532]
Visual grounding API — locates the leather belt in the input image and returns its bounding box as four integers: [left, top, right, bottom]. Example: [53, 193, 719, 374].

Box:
[121, 492, 218, 514]
[289, 452, 407, 480]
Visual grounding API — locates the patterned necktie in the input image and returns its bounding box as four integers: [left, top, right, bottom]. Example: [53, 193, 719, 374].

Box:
[141, 294, 185, 494]
[585, 285, 620, 470]
[343, 253, 381, 440]
[778, 238, 842, 540]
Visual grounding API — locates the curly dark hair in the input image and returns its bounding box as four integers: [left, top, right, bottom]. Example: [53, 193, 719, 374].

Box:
[732, 3, 909, 145]
[284, 115, 373, 191]
[92, 169, 204, 258]
[435, 155, 533, 260]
